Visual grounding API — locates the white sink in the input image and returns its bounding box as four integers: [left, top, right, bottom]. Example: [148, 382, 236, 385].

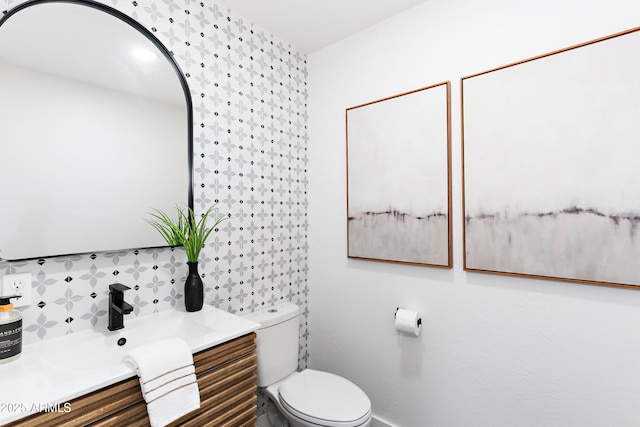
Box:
[38, 305, 258, 374]
[0, 304, 259, 425]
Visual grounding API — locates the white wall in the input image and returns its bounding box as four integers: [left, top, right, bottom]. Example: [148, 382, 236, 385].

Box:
[307, 0, 640, 426]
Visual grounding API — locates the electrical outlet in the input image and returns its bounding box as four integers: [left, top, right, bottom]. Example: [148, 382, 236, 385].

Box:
[2, 273, 32, 308]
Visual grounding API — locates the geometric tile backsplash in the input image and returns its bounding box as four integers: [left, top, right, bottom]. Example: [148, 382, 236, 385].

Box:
[0, 0, 309, 373]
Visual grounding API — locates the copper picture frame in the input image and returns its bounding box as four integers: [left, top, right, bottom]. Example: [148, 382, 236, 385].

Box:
[461, 26, 640, 288]
[347, 82, 452, 268]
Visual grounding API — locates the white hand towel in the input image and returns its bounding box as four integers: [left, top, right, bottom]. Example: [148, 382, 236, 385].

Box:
[124, 338, 200, 427]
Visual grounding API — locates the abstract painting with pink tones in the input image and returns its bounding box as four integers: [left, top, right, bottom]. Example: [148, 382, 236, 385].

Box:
[346, 82, 452, 268]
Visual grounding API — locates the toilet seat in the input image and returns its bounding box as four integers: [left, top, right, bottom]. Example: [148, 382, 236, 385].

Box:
[278, 369, 372, 427]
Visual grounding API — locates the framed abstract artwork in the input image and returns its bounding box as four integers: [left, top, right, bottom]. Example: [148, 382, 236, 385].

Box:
[346, 82, 452, 267]
[461, 26, 640, 288]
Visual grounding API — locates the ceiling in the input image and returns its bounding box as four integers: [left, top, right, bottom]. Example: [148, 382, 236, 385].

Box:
[214, 0, 430, 53]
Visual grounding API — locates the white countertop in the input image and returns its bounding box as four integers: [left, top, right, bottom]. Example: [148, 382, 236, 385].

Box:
[0, 306, 259, 424]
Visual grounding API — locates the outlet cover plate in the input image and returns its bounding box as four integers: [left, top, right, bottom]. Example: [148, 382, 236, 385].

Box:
[2, 273, 32, 308]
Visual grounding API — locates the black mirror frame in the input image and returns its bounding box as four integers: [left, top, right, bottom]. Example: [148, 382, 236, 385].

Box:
[0, 0, 194, 259]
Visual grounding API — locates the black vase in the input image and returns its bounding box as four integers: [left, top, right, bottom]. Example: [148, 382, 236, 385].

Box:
[184, 261, 204, 312]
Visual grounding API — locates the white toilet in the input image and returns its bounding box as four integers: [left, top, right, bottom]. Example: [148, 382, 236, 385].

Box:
[243, 302, 372, 427]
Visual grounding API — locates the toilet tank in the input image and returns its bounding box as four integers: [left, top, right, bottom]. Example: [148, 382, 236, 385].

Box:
[242, 302, 300, 387]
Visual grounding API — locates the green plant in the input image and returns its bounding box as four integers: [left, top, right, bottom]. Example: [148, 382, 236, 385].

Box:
[146, 205, 228, 262]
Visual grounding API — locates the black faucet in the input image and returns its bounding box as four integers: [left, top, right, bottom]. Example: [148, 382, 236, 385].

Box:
[108, 283, 133, 331]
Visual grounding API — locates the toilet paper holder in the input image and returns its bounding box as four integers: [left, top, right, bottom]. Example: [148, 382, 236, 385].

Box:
[395, 307, 422, 327]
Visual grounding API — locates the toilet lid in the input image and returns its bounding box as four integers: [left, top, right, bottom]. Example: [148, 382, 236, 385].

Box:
[279, 370, 371, 427]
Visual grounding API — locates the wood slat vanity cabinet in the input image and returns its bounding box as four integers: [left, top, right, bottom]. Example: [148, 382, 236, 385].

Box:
[6, 333, 257, 427]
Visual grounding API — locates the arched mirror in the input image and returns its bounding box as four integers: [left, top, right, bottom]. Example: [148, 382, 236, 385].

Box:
[0, 0, 193, 260]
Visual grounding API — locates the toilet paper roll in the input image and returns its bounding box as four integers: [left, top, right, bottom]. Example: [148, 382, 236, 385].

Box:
[395, 308, 422, 337]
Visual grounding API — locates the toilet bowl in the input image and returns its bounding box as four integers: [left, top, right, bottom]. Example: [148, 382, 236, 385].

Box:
[266, 370, 372, 427]
[242, 302, 372, 427]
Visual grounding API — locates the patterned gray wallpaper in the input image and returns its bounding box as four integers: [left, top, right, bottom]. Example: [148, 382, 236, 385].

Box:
[0, 0, 309, 372]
